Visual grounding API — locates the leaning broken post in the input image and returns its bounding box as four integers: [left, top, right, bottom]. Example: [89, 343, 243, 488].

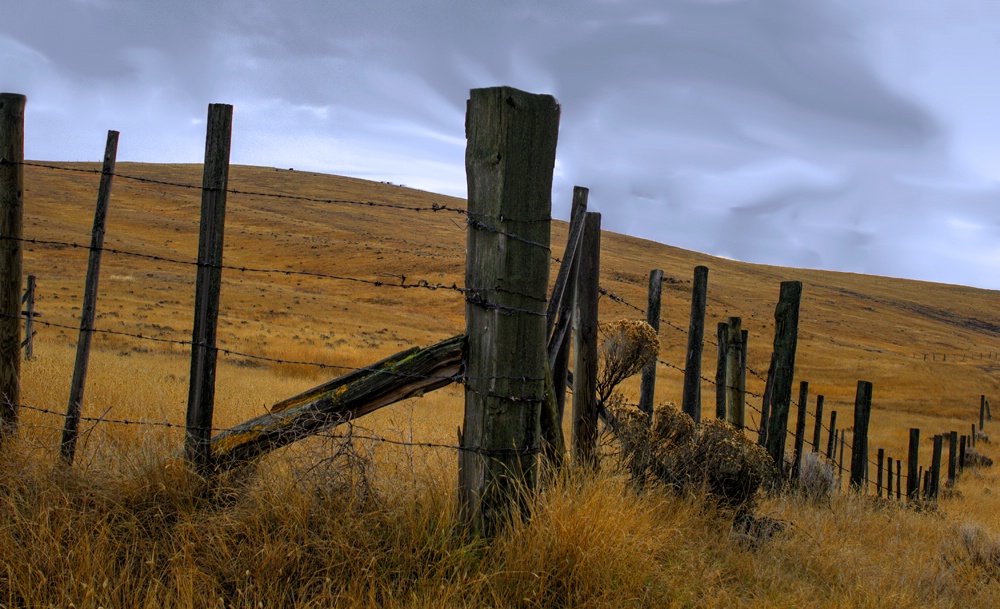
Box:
[638, 269, 663, 420]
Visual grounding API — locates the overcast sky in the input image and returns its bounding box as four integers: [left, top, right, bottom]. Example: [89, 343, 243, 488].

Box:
[5, 0, 1000, 290]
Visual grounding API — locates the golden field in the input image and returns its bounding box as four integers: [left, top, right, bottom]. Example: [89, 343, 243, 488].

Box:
[2, 160, 999, 607]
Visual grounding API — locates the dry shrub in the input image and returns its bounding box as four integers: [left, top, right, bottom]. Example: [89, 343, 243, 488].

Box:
[942, 524, 1000, 581]
[795, 451, 838, 503]
[597, 319, 659, 403]
[612, 404, 776, 517]
[965, 447, 995, 468]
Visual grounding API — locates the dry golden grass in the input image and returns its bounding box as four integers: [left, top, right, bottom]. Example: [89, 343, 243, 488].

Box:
[3, 160, 1000, 607]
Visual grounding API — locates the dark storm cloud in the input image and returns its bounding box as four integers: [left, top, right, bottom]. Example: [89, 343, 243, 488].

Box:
[4, 0, 1000, 287]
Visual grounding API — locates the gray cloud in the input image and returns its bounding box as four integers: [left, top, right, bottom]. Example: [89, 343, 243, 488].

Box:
[5, 0, 1000, 288]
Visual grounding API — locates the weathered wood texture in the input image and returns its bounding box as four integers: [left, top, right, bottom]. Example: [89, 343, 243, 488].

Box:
[791, 381, 809, 480]
[185, 104, 233, 472]
[765, 281, 802, 471]
[638, 269, 663, 418]
[0, 93, 25, 437]
[61, 130, 118, 464]
[726, 317, 745, 429]
[460, 87, 559, 535]
[681, 265, 708, 423]
[210, 335, 463, 471]
[572, 212, 601, 468]
[850, 380, 873, 491]
[907, 428, 920, 500]
[811, 395, 824, 453]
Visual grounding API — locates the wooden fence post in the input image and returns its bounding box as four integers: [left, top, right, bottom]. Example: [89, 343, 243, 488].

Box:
[22, 274, 34, 360]
[896, 459, 902, 501]
[826, 410, 837, 459]
[681, 266, 708, 423]
[184, 104, 233, 472]
[638, 269, 663, 419]
[838, 431, 846, 484]
[757, 352, 777, 446]
[972, 422, 977, 448]
[791, 380, 808, 480]
[876, 448, 884, 498]
[850, 380, 873, 491]
[61, 130, 119, 464]
[887, 455, 893, 499]
[543, 186, 587, 461]
[765, 281, 802, 472]
[460, 87, 559, 535]
[906, 428, 920, 501]
[930, 434, 943, 500]
[980, 395, 986, 433]
[0, 93, 25, 438]
[726, 317, 745, 429]
[811, 395, 824, 452]
[947, 430, 958, 487]
[572, 212, 601, 468]
[715, 322, 728, 421]
[959, 435, 967, 472]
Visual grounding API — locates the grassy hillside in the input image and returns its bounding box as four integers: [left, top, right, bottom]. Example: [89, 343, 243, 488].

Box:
[4, 161, 999, 607]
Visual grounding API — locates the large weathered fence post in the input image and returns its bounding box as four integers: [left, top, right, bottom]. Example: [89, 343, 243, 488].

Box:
[572, 212, 601, 468]
[638, 269, 663, 419]
[765, 281, 802, 472]
[791, 380, 808, 480]
[61, 130, 119, 464]
[850, 380, 872, 491]
[185, 104, 233, 472]
[681, 266, 708, 423]
[0, 93, 25, 439]
[459, 87, 559, 535]
[906, 428, 920, 501]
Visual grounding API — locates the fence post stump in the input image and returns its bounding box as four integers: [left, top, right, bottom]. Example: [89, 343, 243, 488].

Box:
[811, 395, 824, 452]
[61, 130, 119, 464]
[184, 104, 233, 473]
[850, 380, 873, 491]
[715, 322, 728, 421]
[726, 317, 745, 429]
[791, 380, 808, 481]
[460, 87, 559, 535]
[0, 93, 25, 439]
[907, 428, 920, 501]
[681, 266, 708, 423]
[572, 212, 601, 468]
[765, 281, 802, 473]
[638, 269, 663, 419]
[930, 434, 943, 500]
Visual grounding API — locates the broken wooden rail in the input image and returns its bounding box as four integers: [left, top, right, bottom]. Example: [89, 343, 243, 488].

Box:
[208, 334, 464, 472]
